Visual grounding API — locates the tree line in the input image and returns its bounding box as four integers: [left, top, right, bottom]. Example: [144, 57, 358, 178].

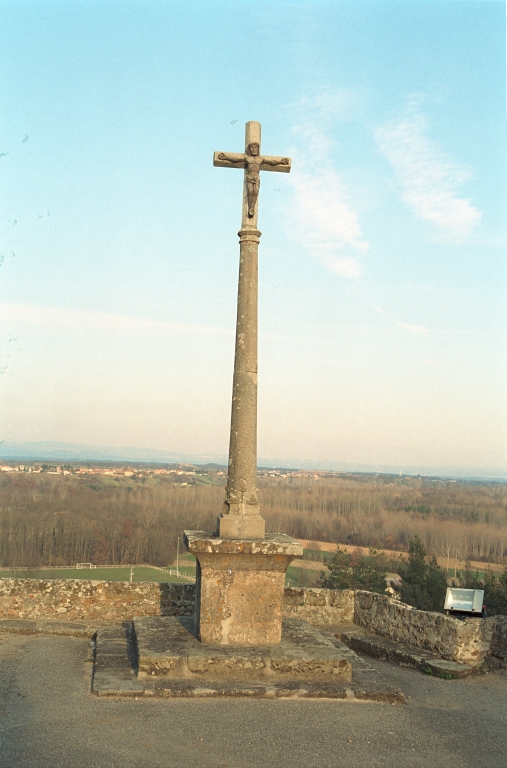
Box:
[320, 535, 507, 616]
[0, 470, 505, 569]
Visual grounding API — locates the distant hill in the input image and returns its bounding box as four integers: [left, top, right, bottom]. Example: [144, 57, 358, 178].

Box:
[0, 441, 196, 464]
[0, 441, 505, 480]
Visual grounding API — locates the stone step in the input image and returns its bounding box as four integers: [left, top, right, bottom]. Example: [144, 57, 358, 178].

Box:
[92, 620, 405, 701]
[0, 618, 96, 637]
[334, 627, 473, 679]
[94, 676, 404, 701]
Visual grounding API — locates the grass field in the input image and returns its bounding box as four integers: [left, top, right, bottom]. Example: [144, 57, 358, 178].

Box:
[286, 564, 323, 588]
[0, 548, 326, 588]
[0, 565, 321, 588]
[302, 549, 335, 563]
[0, 566, 194, 584]
[2, 557, 491, 589]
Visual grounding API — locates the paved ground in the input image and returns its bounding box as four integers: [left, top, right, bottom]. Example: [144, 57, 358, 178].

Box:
[0, 632, 505, 768]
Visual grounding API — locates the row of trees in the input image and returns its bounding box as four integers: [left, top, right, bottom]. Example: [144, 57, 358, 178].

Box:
[0, 471, 505, 570]
[0, 474, 217, 567]
[262, 475, 507, 564]
[320, 534, 507, 615]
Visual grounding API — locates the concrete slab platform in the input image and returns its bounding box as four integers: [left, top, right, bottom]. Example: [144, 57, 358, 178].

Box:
[92, 618, 404, 701]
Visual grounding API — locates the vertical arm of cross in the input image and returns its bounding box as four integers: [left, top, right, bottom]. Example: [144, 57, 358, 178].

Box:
[213, 122, 291, 539]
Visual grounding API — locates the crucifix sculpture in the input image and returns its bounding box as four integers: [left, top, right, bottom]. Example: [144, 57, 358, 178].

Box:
[213, 121, 291, 538]
[215, 139, 290, 222]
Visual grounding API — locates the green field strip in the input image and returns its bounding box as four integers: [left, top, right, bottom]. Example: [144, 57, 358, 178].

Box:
[0, 567, 194, 584]
[302, 548, 335, 562]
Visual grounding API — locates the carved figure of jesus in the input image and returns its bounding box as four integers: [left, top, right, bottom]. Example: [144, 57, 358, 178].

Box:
[217, 142, 290, 217]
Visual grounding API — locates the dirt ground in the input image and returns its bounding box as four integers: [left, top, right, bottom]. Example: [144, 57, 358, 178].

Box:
[0, 631, 505, 768]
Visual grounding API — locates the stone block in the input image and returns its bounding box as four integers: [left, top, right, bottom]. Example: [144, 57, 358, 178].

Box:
[270, 623, 351, 678]
[217, 513, 266, 539]
[297, 588, 326, 606]
[184, 531, 302, 645]
[281, 587, 306, 606]
[269, 648, 351, 678]
[133, 616, 352, 682]
[187, 647, 266, 676]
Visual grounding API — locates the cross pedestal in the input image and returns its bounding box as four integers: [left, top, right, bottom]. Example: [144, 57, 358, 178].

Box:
[185, 122, 302, 645]
[184, 532, 302, 644]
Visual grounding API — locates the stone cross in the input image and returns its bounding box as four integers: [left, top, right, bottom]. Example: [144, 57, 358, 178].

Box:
[213, 121, 291, 539]
[183, 122, 301, 646]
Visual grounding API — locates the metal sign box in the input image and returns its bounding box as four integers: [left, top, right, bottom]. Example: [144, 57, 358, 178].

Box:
[444, 588, 484, 615]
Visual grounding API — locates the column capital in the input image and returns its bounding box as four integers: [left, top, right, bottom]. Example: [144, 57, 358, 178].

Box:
[238, 228, 262, 244]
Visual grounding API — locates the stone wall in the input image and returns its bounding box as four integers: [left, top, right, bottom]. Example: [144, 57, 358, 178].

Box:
[282, 587, 354, 625]
[354, 590, 494, 666]
[0, 579, 503, 666]
[0, 579, 354, 626]
[489, 616, 507, 669]
[0, 579, 195, 623]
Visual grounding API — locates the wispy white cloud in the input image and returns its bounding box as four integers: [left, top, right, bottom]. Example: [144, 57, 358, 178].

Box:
[395, 321, 429, 335]
[375, 105, 481, 238]
[374, 305, 430, 335]
[286, 90, 369, 278]
[0, 303, 232, 337]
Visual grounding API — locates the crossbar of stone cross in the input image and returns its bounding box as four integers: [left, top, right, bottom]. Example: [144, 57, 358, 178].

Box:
[213, 121, 291, 539]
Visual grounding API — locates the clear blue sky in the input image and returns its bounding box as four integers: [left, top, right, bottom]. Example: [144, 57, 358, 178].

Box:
[1, 0, 505, 471]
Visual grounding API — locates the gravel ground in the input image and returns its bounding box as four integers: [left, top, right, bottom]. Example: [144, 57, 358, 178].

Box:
[0, 632, 505, 768]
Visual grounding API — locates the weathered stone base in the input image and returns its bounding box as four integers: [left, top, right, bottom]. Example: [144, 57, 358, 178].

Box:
[1, 579, 504, 666]
[133, 616, 351, 680]
[184, 531, 303, 644]
[93, 677, 404, 701]
[92, 618, 404, 701]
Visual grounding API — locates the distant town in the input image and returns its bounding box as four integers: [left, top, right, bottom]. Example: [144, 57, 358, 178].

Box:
[0, 460, 474, 489]
[0, 461, 338, 482]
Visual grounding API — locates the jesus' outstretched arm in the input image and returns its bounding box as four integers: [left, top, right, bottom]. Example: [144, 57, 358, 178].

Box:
[217, 152, 245, 164]
[261, 157, 290, 167]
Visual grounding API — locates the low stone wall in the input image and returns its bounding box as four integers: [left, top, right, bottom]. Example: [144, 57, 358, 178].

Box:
[0, 579, 503, 666]
[354, 590, 494, 666]
[489, 616, 507, 669]
[0, 579, 354, 626]
[0, 579, 195, 623]
[282, 587, 354, 625]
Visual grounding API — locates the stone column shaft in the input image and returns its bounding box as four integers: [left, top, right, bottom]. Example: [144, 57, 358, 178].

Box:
[218, 227, 265, 539]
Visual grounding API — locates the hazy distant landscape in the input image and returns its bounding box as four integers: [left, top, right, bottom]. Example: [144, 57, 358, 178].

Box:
[0, 441, 505, 481]
[1, 461, 505, 578]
